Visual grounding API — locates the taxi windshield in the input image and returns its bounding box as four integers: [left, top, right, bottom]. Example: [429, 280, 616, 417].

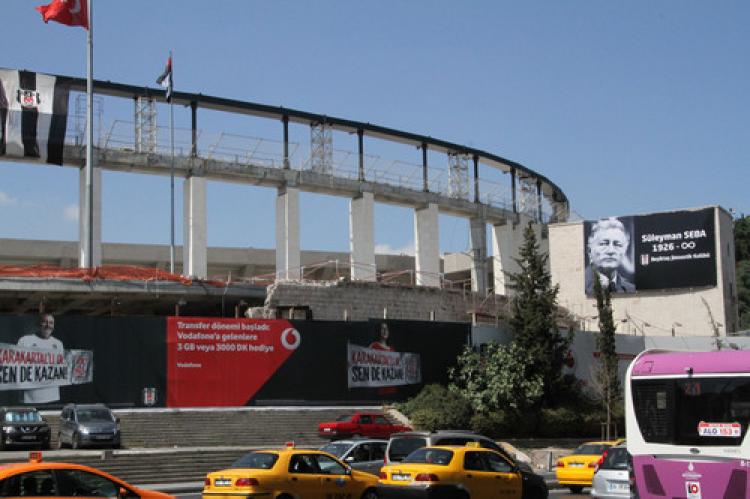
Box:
[231, 452, 279, 470]
[572, 444, 609, 455]
[4, 411, 41, 423]
[403, 448, 453, 466]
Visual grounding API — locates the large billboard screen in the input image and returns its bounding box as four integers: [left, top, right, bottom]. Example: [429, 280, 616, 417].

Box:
[583, 207, 716, 295]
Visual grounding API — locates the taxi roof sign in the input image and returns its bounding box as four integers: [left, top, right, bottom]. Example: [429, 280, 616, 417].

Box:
[465, 442, 481, 447]
[28, 451, 42, 463]
[285, 441, 295, 448]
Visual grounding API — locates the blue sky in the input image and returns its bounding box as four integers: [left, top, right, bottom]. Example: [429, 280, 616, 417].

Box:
[1, 1, 748, 258]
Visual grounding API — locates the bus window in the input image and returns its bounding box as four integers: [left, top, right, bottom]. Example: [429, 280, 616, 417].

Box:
[632, 377, 750, 446]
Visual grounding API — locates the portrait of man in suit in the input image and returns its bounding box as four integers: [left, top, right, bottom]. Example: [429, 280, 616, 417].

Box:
[585, 217, 636, 295]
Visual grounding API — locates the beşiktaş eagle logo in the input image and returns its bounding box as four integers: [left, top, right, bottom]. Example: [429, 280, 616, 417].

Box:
[16, 89, 41, 108]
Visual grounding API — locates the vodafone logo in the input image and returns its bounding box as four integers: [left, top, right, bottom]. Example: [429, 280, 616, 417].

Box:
[281, 328, 301, 350]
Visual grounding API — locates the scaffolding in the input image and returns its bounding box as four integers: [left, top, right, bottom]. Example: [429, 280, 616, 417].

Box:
[447, 152, 470, 200]
[310, 121, 333, 175]
[134, 97, 157, 154]
[73, 94, 103, 147]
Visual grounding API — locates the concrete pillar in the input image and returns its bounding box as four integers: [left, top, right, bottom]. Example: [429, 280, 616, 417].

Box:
[492, 215, 540, 295]
[349, 192, 376, 281]
[414, 203, 440, 287]
[275, 186, 300, 280]
[470, 217, 488, 295]
[182, 176, 207, 278]
[78, 167, 101, 267]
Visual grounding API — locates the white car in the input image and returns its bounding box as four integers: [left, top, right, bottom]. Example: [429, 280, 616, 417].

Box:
[591, 444, 630, 498]
[319, 438, 387, 476]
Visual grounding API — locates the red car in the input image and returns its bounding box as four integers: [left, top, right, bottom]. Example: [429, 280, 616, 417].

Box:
[318, 412, 411, 440]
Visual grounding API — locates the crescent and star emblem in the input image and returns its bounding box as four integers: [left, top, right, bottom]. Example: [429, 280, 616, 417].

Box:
[63, 0, 82, 14]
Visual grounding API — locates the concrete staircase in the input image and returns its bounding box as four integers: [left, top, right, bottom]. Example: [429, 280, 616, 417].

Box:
[45, 407, 366, 449]
[1, 407, 380, 486]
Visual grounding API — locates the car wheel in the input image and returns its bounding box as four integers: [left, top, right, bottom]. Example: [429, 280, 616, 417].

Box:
[71, 433, 80, 450]
[569, 485, 583, 494]
[360, 488, 378, 499]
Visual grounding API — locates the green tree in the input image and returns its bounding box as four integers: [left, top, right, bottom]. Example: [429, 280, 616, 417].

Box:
[591, 266, 620, 439]
[736, 216, 750, 329]
[448, 342, 544, 417]
[397, 384, 472, 431]
[507, 222, 571, 406]
[735, 215, 750, 263]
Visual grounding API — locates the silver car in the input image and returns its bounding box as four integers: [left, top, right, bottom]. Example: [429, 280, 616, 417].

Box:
[57, 404, 121, 449]
[320, 438, 387, 476]
[591, 444, 630, 498]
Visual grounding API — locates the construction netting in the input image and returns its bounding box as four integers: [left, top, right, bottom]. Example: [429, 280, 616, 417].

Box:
[0, 264, 227, 287]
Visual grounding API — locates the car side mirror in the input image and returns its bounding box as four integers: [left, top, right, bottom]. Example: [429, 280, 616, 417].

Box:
[118, 487, 128, 499]
[115, 417, 120, 423]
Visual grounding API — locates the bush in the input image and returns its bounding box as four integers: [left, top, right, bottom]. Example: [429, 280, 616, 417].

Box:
[397, 384, 472, 431]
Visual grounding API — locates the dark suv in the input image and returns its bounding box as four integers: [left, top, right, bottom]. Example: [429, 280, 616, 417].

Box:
[0, 406, 51, 450]
[57, 404, 121, 449]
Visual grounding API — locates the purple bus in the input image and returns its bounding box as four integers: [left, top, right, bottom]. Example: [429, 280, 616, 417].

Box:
[625, 349, 750, 498]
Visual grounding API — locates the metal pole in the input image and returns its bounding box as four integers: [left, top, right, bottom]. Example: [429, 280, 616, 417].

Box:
[82, 0, 94, 268]
[169, 51, 176, 274]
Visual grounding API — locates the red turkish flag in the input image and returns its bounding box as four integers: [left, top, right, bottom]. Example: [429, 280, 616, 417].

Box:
[36, 0, 89, 29]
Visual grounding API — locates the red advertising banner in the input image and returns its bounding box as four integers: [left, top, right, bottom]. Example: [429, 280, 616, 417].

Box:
[166, 318, 300, 407]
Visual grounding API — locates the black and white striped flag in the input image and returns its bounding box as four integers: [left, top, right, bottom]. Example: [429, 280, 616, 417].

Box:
[156, 57, 173, 103]
[0, 69, 71, 165]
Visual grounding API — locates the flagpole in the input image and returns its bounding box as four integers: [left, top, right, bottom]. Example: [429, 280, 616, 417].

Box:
[169, 50, 175, 274]
[83, 0, 94, 268]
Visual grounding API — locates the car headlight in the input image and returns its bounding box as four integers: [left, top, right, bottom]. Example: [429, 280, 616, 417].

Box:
[2, 426, 16, 433]
[79, 428, 90, 435]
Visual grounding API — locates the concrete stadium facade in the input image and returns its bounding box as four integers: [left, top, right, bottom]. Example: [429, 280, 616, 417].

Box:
[0, 68, 568, 317]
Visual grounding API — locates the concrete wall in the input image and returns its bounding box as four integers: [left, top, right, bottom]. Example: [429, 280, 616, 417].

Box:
[262, 281, 474, 322]
[470, 325, 750, 391]
[549, 206, 738, 336]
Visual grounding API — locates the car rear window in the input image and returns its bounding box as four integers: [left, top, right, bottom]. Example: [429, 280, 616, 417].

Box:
[599, 447, 629, 470]
[231, 452, 279, 469]
[572, 444, 609, 455]
[388, 437, 427, 462]
[403, 448, 453, 465]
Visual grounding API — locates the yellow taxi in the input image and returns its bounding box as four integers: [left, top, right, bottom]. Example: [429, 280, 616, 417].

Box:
[555, 439, 623, 494]
[378, 443, 542, 499]
[0, 451, 173, 499]
[203, 443, 379, 499]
